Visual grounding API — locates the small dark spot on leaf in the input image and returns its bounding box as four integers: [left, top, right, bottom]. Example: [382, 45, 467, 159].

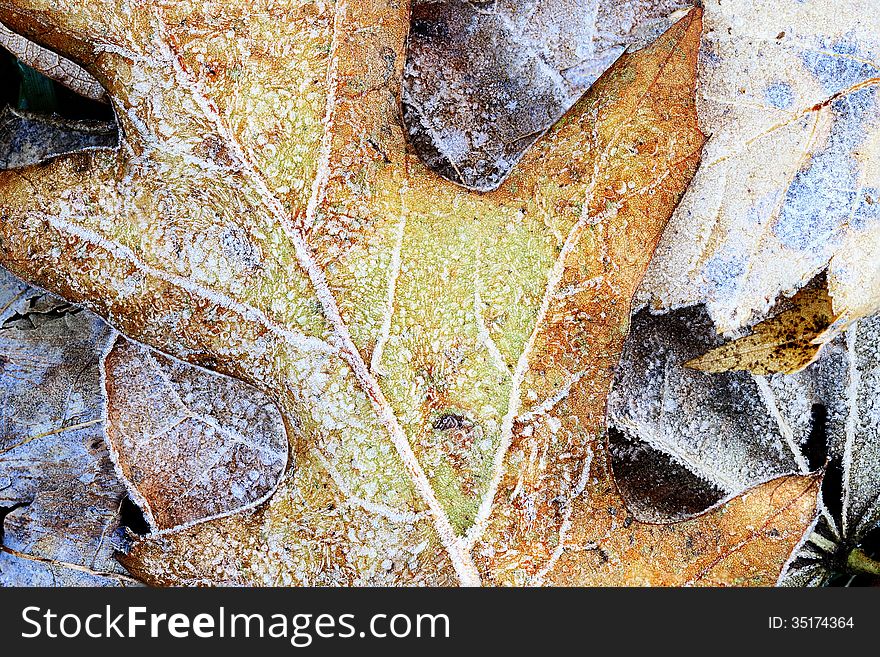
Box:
[366, 137, 391, 163]
[432, 412, 470, 432]
[411, 5, 450, 41]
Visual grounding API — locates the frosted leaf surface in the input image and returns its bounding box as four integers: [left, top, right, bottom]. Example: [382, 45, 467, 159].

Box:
[402, 0, 880, 332]
[611, 297, 880, 583]
[402, 0, 690, 190]
[608, 305, 806, 522]
[0, 20, 107, 101]
[638, 0, 880, 333]
[0, 2, 818, 586]
[0, 267, 133, 586]
[780, 314, 880, 585]
[102, 337, 289, 532]
[0, 107, 117, 169]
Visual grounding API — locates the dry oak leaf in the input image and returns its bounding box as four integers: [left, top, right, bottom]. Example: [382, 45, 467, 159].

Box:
[403, 0, 880, 352]
[0, 2, 815, 586]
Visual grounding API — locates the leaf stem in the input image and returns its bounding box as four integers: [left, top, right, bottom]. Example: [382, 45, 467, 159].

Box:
[846, 548, 880, 577]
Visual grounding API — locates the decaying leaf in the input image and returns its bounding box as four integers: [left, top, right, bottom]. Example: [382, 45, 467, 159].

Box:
[0, 106, 117, 169]
[102, 336, 289, 532]
[638, 0, 880, 336]
[609, 294, 880, 584]
[0, 267, 135, 586]
[685, 274, 839, 375]
[403, 0, 880, 355]
[0, 1, 819, 587]
[607, 304, 809, 523]
[0, 19, 107, 102]
[402, 0, 691, 190]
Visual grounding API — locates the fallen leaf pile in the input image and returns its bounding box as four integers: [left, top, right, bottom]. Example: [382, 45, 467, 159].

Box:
[0, 0, 854, 587]
[406, 0, 880, 341]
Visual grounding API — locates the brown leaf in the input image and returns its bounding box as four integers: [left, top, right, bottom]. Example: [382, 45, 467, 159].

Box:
[402, 0, 690, 190]
[470, 9, 818, 585]
[685, 275, 839, 375]
[0, 19, 107, 101]
[552, 461, 819, 586]
[102, 336, 289, 532]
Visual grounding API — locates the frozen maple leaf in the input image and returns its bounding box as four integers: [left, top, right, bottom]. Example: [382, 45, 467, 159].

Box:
[0, 2, 817, 586]
[639, 0, 880, 336]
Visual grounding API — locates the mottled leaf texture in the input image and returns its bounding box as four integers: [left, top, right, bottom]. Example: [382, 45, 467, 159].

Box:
[0, 2, 816, 586]
[610, 298, 880, 584]
[0, 268, 135, 586]
[403, 0, 690, 190]
[639, 0, 880, 336]
[103, 336, 289, 532]
[685, 275, 838, 376]
[0, 19, 107, 101]
[404, 0, 880, 347]
[607, 305, 809, 523]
